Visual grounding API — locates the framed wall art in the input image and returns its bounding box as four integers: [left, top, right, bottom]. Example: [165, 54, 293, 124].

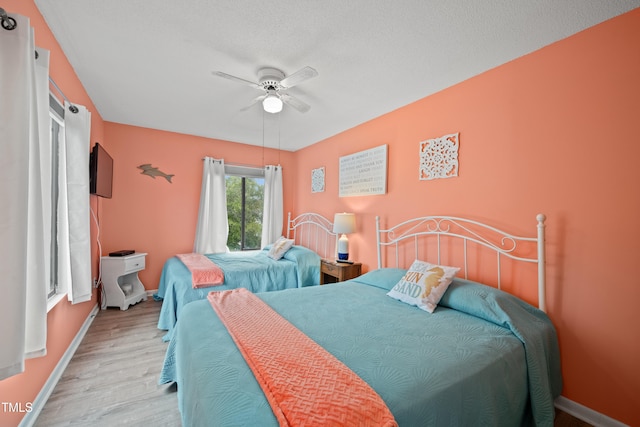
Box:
[311, 167, 325, 193]
[419, 133, 459, 180]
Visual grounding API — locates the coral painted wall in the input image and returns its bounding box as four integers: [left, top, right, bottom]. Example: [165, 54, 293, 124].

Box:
[2, 2, 638, 426]
[293, 9, 640, 426]
[0, 1, 104, 426]
[100, 123, 296, 290]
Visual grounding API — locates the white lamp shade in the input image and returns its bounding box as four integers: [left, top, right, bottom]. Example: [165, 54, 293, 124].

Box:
[263, 94, 283, 114]
[333, 213, 356, 234]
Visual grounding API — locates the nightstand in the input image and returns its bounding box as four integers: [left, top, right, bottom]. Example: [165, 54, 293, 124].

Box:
[320, 259, 362, 284]
[101, 253, 148, 310]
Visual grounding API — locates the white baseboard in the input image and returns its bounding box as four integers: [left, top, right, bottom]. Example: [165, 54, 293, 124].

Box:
[20, 304, 100, 427]
[146, 289, 158, 297]
[555, 396, 629, 427]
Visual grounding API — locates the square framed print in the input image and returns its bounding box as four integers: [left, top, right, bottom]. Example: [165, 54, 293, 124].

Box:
[419, 133, 459, 180]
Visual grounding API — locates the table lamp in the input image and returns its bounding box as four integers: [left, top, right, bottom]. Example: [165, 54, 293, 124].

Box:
[333, 213, 356, 260]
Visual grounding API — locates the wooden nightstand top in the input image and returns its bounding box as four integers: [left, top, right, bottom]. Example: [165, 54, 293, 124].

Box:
[320, 259, 362, 284]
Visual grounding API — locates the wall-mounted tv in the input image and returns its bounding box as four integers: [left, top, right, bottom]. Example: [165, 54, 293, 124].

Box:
[89, 142, 113, 198]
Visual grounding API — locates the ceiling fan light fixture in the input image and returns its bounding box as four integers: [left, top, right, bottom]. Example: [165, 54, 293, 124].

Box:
[263, 93, 283, 114]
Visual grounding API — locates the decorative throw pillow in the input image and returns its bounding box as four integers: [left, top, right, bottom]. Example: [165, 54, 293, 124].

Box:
[387, 260, 460, 313]
[267, 236, 295, 260]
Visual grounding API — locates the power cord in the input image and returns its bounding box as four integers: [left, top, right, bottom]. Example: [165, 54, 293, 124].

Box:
[90, 205, 106, 309]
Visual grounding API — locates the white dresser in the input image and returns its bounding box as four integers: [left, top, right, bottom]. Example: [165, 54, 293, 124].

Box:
[100, 253, 148, 310]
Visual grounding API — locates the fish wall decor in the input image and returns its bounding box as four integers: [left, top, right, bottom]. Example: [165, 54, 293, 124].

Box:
[137, 164, 174, 183]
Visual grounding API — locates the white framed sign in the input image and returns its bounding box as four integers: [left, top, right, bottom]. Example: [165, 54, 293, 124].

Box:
[339, 144, 387, 197]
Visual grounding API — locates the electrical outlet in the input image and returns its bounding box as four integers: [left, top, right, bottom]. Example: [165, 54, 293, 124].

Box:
[92, 277, 98, 288]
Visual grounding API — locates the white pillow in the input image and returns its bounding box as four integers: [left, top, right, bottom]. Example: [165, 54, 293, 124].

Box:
[387, 260, 460, 313]
[267, 236, 295, 260]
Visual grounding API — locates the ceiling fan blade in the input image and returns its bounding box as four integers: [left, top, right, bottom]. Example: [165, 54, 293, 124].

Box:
[240, 94, 267, 111]
[279, 66, 318, 89]
[280, 93, 311, 113]
[212, 71, 261, 89]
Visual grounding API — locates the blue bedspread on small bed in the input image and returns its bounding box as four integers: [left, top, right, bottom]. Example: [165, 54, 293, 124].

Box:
[160, 268, 562, 426]
[155, 245, 320, 341]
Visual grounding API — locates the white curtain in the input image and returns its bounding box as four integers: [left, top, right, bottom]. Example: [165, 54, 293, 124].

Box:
[25, 47, 51, 358]
[194, 157, 229, 254]
[0, 14, 49, 380]
[58, 102, 92, 304]
[261, 165, 283, 248]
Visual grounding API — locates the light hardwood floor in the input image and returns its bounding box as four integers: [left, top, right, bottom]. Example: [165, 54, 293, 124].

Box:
[35, 299, 180, 426]
[35, 298, 591, 427]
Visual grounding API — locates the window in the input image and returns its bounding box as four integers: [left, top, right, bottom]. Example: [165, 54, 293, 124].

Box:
[48, 94, 64, 299]
[225, 166, 264, 251]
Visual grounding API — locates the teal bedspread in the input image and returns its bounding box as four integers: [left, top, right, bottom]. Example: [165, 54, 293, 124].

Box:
[155, 246, 319, 341]
[160, 269, 562, 426]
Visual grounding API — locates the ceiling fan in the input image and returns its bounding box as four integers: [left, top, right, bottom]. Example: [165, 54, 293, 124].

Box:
[212, 66, 318, 114]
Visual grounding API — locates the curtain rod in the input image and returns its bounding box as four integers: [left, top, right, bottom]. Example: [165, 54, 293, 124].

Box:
[1, 7, 17, 31]
[1, 9, 78, 113]
[201, 158, 260, 167]
[201, 158, 281, 169]
[48, 76, 79, 113]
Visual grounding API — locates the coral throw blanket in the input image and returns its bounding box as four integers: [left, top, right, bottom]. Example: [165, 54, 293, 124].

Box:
[207, 288, 398, 427]
[176, 253, 224, 288]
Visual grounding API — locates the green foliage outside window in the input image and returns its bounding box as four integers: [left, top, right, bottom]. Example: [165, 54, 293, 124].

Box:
[226, 176, 264, 251]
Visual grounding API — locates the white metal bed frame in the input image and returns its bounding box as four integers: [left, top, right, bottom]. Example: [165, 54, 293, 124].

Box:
[287, 212, 337, 260]
[376, 214, 547, 311]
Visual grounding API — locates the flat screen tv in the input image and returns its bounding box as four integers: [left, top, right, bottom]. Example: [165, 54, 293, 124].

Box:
[89, 142, 113, 198]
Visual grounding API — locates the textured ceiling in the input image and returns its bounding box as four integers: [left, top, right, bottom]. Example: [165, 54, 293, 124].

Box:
[35, 0, 639, 151]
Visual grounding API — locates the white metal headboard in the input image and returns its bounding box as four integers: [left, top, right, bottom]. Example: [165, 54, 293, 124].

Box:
[287, 212, 337, 260]
[376, 214, 547, 311]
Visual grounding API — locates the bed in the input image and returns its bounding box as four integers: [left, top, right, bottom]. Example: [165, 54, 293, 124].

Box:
[155, 212, 337, 341]
[159, 214, 562, 426]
